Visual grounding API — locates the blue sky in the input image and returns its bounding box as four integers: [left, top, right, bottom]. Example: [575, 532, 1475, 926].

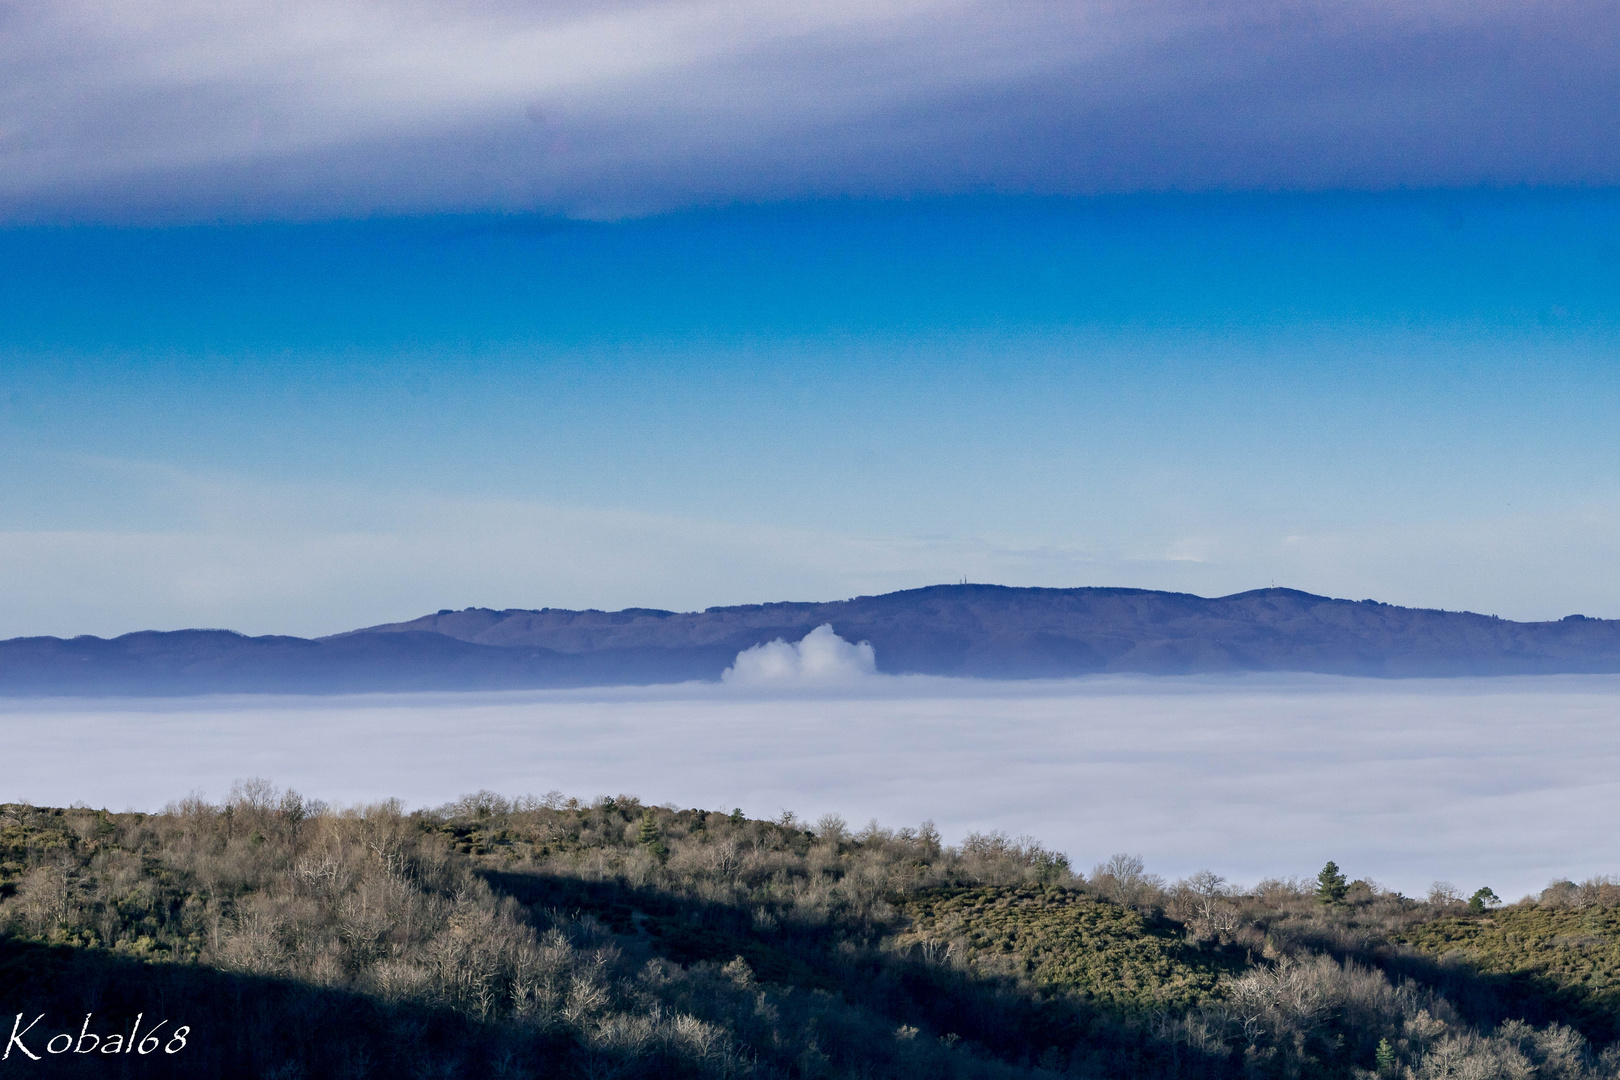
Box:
[3, 1, 1620, 636]
[4, 191, 1619, 635]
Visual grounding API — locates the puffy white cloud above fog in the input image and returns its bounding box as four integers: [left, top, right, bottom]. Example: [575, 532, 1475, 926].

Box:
[4, 0, 1618, 220]
[723, 624, 878, 685]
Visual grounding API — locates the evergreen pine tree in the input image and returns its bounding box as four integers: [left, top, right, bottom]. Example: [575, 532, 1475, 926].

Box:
[637, 809, 668, 860]
[1316, 861, 1349, 905]
[1375, 1037, 1397, 1074]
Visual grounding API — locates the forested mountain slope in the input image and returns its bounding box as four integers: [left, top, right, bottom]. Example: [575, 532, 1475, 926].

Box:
[353, 585, 1620, 677]
[4, 585, 1620, 694]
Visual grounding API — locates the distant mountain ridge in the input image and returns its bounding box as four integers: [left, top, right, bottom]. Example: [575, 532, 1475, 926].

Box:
[3, 585, 1619, 696]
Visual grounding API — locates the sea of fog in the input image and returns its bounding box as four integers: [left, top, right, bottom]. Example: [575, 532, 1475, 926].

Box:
[4, 673, 1619, 899]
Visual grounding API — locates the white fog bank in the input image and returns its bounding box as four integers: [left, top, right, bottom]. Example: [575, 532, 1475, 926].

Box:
[3, 674, 1618, 899]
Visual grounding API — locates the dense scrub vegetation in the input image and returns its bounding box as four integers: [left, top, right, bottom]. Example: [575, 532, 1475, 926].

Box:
[2, 784, 1619, 1078]
[897, 886, 1242, 1010]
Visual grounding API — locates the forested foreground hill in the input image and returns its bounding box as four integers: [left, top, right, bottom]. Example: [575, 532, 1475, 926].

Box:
[4, 790, 1620, 1079]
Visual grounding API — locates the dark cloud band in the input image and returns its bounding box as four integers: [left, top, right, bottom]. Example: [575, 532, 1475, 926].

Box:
[4, 0, 1618, 220]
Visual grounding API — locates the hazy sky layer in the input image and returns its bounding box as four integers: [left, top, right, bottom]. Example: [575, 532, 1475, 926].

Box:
[5, 675, 1617, 898]
[3, 192, 1619, 635]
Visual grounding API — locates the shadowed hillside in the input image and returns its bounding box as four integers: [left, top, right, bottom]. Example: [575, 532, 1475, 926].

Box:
[4, 786, 1620, 1078]
[4, 585, 1620, 695]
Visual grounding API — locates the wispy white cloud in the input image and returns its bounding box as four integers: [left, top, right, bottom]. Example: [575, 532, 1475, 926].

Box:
[0, 461, 1106, 636]
[0, 510, 1105, 639]
[3, 0, 1616, 220]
